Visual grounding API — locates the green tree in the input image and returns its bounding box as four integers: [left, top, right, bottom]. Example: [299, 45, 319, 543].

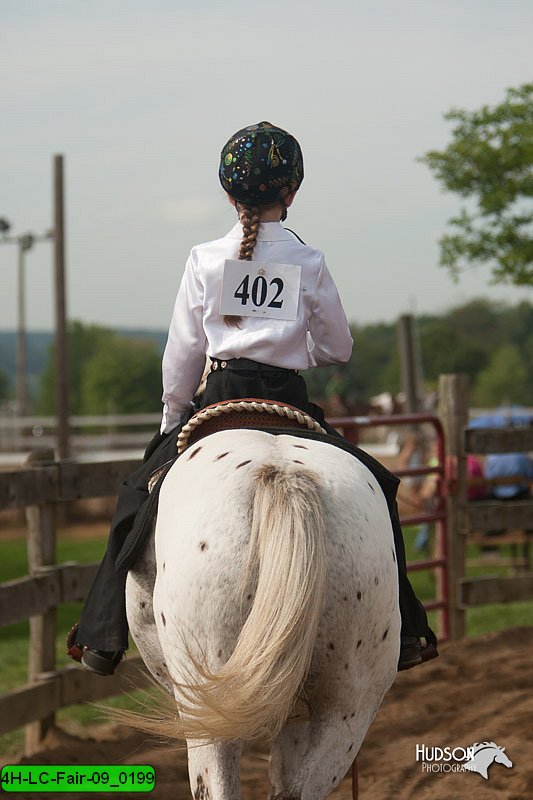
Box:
[472, 345, 531, 406]
[304, 323, 400, 406]
[81, 336, 162, 414]
[343, 324, 400, 402]
[37, 321, 110, 414]
[420, 83, 533, 286]
[419, 321, 487, 384]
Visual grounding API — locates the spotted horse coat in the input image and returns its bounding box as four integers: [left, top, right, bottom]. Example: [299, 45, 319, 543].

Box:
[126, 429, 400, 800]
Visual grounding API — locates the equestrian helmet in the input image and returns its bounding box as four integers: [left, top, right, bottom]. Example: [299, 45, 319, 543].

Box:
[219, 121, 304, 205]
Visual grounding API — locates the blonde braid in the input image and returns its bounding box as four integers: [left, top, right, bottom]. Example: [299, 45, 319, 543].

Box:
[223, 204, 261, 328]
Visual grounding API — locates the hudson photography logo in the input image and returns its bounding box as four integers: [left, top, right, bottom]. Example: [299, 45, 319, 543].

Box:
[416, 741, 513, 780]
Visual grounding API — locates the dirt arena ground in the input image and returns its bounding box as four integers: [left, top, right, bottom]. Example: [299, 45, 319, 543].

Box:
[9, 626, 532, 800]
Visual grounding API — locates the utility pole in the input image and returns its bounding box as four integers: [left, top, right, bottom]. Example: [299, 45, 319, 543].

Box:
[17, 235, 30, 416]
[0, 220, 53, 416]
[397, 314, 420, 414]
[53, 154, 70, 460]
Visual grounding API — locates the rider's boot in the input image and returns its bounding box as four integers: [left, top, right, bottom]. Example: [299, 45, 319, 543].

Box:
[66, 623, 125, 676]
[398, 635, 438, 671]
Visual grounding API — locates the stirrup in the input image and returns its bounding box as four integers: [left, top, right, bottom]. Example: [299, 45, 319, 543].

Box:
[66, 622, 83, 663]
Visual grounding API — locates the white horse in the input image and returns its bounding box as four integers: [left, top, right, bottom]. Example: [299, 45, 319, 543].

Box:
[125, 428, 400, 800]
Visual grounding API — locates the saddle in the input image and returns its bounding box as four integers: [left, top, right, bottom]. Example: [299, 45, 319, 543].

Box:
[176, 398, 326, 454]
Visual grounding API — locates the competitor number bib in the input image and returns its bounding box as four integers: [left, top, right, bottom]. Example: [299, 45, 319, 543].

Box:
[219, 260, 302, 321]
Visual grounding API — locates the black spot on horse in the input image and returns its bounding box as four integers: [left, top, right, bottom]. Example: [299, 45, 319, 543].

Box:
[344, 663, 349, 670]
[357, 591, 362, 600]
[293, 444, 308, 449]
[343, 714, 348, 720]
[217, 649, 222, 658]
[374, 576, 379, 585]
[343, 595, 348, 602]
[357, 639, 362, 648]
[328, 642, 335, 650]
[247, 594, 252, 601]
[391, 547, 396, 562]
[200, 541, 208, 552]
[140, 602, 146, 609]
[161, 612, 166, 626]
[367, 482, 375, 493]
[215, 452, 229, 461]
[382, 627, 389, 640]
[236, 460, 251, 469]
[332, 776, 337, 783]
[348, 743, 353, 752]
[293, 460, 304, 464]
[188, 446, 202, 460]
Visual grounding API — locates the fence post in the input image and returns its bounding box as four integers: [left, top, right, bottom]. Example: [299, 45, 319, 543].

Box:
[24, 449, 58, 754]
[438, 374, 469, 639]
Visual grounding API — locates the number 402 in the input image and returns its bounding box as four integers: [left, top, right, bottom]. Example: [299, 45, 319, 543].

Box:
[234, 275, 284, 308]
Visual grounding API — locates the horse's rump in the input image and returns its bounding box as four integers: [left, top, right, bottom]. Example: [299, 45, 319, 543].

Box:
[127, 429, 400, 746]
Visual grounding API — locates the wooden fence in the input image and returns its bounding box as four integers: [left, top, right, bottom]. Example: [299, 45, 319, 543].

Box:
[440, 375, 533, 638]
[0, 452, 149, 755]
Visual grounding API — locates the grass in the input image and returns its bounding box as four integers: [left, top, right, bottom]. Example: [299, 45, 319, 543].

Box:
[1, 525, 532, 757]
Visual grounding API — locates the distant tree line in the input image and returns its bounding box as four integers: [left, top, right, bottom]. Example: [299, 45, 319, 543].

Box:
[37, 322, 163, 415]
[305, 298, 533, 409]
[0, 298, 531, 414]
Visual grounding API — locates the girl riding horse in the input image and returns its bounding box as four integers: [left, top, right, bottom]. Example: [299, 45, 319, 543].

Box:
[68, 121, 437, 675]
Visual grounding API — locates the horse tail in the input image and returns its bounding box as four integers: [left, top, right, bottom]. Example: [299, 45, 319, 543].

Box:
[174, 462, 327, 742]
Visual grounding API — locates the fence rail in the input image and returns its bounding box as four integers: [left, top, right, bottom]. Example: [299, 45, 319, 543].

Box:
[0, 563, 97, 628]
[0, 413, 160, 454]
[0, 458, 140, 509]
[0, 658, 147, 738]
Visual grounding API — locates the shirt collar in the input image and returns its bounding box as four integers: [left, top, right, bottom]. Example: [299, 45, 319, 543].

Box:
[226, 221, 294, 242]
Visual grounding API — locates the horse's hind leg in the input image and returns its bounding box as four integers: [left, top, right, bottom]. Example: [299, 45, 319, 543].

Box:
[269, 714, 369, 800]
[187, 740, 243, 800]
[126, 537, 172, 691]
[268, 720, 310, 799]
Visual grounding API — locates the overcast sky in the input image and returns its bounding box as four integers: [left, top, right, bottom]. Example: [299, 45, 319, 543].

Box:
[1, 0, 532, 333]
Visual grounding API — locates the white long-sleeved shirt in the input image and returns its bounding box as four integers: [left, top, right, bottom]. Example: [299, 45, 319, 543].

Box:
[161, 221, 353, 433]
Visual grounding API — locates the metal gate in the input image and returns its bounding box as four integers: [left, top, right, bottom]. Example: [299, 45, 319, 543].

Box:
[329, 413, 448, 640]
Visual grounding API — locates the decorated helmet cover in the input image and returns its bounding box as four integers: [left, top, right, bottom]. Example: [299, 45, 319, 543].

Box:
[219, 121, 304, 205]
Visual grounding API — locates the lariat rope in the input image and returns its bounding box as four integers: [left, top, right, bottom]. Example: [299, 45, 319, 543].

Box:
[177, 401, 326, 454]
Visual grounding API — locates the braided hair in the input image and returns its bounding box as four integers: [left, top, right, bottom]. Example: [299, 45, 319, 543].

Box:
[238, 204, 261, 260]
[223, 204, 261, 328]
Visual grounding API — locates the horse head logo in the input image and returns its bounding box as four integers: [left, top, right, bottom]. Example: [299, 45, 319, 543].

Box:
[464, 742, 513, 780]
